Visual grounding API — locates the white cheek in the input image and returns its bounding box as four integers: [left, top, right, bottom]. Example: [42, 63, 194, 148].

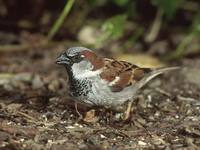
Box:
[75, 69, 102, 79]
[71, 62, 102, 79]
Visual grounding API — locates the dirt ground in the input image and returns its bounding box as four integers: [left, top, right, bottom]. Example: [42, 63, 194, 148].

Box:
[0, 47, 200, 150]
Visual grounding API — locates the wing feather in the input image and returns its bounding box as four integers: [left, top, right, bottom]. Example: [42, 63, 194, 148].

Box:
[100, 58, 151, 92]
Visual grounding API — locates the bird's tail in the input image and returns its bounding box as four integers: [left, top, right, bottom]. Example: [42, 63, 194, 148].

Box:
[138, 66, 180, 89]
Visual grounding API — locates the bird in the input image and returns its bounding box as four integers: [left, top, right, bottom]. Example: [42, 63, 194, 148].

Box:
[56, 47, 178, 119]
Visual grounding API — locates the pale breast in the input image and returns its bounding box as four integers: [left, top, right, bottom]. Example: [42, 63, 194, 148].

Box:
[87, 76, 138, 107]
[69, 75, 138, 107]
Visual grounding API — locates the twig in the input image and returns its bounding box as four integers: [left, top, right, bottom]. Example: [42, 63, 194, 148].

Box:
[17, 111, 59, 127]
[186, 138, 199, 149]
[0, 73, 14, 79]
[145, 9, 163, 43]
[123, 100, 133, 120]
[47, 0, 75, 40]
[177, 95, 198, 102]
[0, 40, 79, 53]
[155, 87, 171, 97]
[0, 44, 30, 52]
[17, 111, 38, 122]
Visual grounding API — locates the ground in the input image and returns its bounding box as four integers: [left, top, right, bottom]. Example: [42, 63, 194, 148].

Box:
[0, 47, 200, 150]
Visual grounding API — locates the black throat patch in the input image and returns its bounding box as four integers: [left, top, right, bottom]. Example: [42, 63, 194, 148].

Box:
[66, 68, 92, 97]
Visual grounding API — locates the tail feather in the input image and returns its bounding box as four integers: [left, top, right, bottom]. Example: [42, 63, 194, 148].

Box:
[138, 66, 180, 89]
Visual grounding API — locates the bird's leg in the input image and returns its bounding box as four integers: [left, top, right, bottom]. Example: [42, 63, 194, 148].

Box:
[123, 100, 133, 120]
[75, 102, 83, 120]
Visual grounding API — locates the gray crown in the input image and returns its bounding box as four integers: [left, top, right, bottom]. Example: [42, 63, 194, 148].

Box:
[66, 47, 92, 56]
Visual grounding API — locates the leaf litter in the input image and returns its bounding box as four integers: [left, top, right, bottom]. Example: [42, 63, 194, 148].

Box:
[0, 48, 200, 150]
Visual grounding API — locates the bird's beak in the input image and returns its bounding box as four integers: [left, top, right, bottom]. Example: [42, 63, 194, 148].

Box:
[56, 54, 71, 65]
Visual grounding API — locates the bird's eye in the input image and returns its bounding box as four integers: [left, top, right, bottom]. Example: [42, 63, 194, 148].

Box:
[80, 55, 85, 58]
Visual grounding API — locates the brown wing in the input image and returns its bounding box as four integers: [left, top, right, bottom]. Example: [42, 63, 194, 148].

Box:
[100, 58, 151, 92]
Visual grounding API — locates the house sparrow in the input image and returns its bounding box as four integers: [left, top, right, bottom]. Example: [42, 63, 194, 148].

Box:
[56, 47, 178, 118]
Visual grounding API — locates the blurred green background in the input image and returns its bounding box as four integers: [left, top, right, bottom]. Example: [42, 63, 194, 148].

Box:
[0, 0, 200, 62]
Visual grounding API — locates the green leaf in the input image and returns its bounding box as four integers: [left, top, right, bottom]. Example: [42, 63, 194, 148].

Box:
[96, 14, 127, 46]
[102, 14, 127, 39]
[152, 0, 183, 19]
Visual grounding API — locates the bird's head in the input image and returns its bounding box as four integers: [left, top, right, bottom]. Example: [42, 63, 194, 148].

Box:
[56, 47, 104, 79]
